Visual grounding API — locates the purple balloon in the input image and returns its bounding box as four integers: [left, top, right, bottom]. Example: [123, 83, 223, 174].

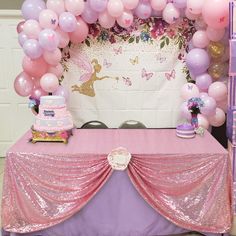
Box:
[53, 86, 69, 102]
[173, 0, 187, 9]
[59, 12, 77, 33]
[39, 29, 59, 52]
[89, 0, 108, 12]
[81, 2, 99, 24]
[23, 39, 43, 59]
[18, 32, 29, 47]
[186, 48, 210, 76]
[200, 96, 217, 117]
[21, 0, 46, 20]
[135, 2, 152, 19]
[14, 72, 34, 97]
[196, 73, 213, 91]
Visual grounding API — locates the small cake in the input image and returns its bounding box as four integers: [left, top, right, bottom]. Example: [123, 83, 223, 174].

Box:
[33, 96, 74, 132]
[176, 123, 195, 139]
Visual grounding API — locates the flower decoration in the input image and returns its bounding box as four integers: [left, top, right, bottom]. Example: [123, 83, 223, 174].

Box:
[187, 97, 204, 115]
[28, 97, 40, 114]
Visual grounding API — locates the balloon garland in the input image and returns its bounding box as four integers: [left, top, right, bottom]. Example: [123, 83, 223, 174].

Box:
[15, 0, 229, 128]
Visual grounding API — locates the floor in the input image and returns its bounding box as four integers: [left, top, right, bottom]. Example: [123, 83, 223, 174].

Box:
[0, 158, 205, 236]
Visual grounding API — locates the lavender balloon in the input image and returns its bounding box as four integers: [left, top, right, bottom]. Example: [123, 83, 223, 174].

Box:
[14, 72, 34, 97]
[59, 12, 77, 33]
[53, 86, 69, 102]
[23, 39, 43, 59]
[39, 29, 59, 52]
[186, 48, 210, 76]
[18, 32, 29, 47]
[135, 1, 152, 19]
[196, 73, 212, 91]
[173, 0, 187, 8]
[21, 0, 46, 20]
[81, 2, 99, 24]
[89, 0, 108, 12]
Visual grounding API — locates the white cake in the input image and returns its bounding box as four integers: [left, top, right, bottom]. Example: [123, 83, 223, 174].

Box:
[33, 96, 74, 132]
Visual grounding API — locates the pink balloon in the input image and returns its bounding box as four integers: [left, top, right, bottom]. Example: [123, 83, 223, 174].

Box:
[192, 30, 209, 48]
[195, 73, 212, 91]
[40, 73, 59, 93]
[217, 98, 227, 113]
[14, 72, 34, 97]
[199, 92, 209, 100]
[206, 27, 225, 42]
[48, 64, 64, 77]
[180, 101, 192, 120]
[186, 0, 204, 15]
[202, 0, 229, 29]
[17, 21, 25, 33]
[21, 0, 46, 20]
[43, 48, 62, 66]
[89, 0, 108, 13]
[135, 1, 152, 19]
[107, 0, 124, 17]
[53, 86, 69, 101]
[32, 77, 41, 87]
[150, 0, 167, 11]
[200, 96, 217, 117]
[38, 29, 59, 51]
[22, 56, 48, 78]
[18, 32, 29, 47]
[23, 19, 41, 39]
[117, 10, 134, 28]
[46, 0, 65, 15]
[31, 86, 48, 100]
[185, 8, 199, 20]
[55, 28, 70, 48]
[69, 17, 89, 43]
[208, 82, 227, 102]
[208, 108, 226, 127]
[98, 10, 116, 28]
[122, 0, 139, 10]
[59, 12, 77, 32]
[197, 114, 210, 129]
[39, 9, 58, 29]
[65, 0, 85, 16]
[181, 83, 200, 100]
[162, 3, 180, 24]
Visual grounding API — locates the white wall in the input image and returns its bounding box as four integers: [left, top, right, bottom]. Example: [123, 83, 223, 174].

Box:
[0, 10, 34, 157]
[0, 0, 27, 10]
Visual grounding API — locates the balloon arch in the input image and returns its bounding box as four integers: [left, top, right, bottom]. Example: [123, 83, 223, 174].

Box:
[15, 0, 229, 128]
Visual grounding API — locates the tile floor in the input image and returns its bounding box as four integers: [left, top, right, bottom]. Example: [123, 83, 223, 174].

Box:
[0, 158, 202, 236]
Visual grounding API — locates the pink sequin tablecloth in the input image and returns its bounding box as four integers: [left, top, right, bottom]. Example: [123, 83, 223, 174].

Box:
[1, 129, 232, 234]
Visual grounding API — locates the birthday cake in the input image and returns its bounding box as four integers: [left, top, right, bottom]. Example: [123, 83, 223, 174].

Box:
[176, 124, 195, 139]
[33, 96, 74, 132]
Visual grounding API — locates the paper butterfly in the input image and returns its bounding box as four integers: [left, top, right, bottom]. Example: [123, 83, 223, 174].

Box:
[165, 69, 176, 81]
[123, 77, 132, 86]
[156, 53, 166, 63]
[219, 17, 225, 23]
[130, 56, 139, 65]
[51, 19, 57, 25]
[113, 46, 122, 55]
[69, 50, 93, 82]
[103, 59, 112, 68]
[141, 68, 153, 81]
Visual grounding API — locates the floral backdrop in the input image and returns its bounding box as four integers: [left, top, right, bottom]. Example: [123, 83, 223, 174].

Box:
[61, 17, 196, 128]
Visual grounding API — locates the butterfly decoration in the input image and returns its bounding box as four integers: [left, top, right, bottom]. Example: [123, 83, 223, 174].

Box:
[113, 46, 122, 55]
[165, 69, 176, 81]
[129, 56, 139, 65]
[123, 77, 132, 86]
[69, 50, 93, 83]
[188, 84, 193, 90]
[219, 17, 225, 23]
[51, 19, 57, 25]
[141, 68, 154, 81]
[103, 59, 112, 68]
[156, 53, 166, 63]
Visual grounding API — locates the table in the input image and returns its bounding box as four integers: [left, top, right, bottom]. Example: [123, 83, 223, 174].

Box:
[1, 129, 232, 236]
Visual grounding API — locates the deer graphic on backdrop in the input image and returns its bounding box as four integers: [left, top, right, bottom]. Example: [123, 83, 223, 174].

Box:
[70, 50, 118, 97]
